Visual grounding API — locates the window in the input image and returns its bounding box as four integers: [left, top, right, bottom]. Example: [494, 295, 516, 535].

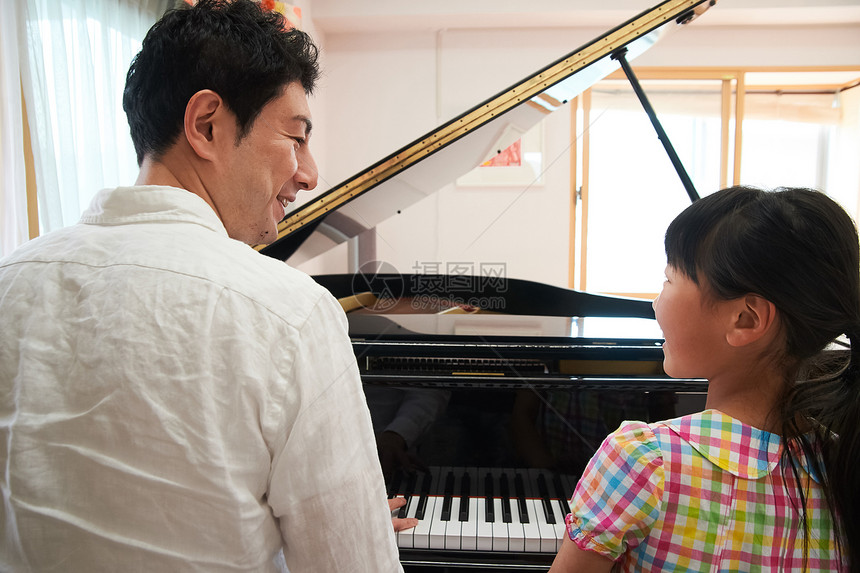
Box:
[572, 69, 860, 298]
[18, 0, 171, 235]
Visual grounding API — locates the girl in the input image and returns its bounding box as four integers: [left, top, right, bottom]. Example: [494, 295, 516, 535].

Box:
[550, 186, 858, 572]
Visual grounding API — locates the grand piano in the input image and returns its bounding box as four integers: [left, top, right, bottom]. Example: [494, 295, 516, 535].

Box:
[259, 0, 716, 570]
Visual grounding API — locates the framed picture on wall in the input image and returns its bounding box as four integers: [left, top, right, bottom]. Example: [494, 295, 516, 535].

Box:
[456, 123, 544, 187]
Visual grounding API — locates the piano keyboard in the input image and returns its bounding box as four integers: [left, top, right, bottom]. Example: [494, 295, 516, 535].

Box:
[388, 467, 576, 553]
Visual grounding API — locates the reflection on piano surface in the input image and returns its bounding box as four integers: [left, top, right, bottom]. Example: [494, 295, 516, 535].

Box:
[329, 275, 709, 570]
[256, 0, 718, 570]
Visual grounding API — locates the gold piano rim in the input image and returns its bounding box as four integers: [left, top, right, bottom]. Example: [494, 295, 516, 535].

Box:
[257, 0, 711, 250]
[558, 359, 665, 375]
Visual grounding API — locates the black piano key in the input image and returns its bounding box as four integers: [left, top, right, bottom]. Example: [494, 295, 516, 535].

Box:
[553, 473, 572, 516]
[484, 472, 495, 523]
[397, 502, 409, 519]
[537, 473, 556, 523]
[514, 473, 530, 524]
[414, 498, 428, 522]
[440, 471, 455, 521]
[499, 473, 512, 524]
[458, 472, 471, 522]
[414, 472, 432, 520]
[398, 472, 418, 519]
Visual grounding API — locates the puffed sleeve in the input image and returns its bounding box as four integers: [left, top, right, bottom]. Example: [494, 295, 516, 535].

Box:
[565, 421, 665, 561]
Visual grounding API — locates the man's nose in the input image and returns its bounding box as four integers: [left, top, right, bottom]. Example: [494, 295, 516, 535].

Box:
[295, 151, 318, 191]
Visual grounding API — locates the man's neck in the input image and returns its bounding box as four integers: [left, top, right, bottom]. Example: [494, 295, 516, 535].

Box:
[135, 152, 219, 219]
[136, 155, 183, 188]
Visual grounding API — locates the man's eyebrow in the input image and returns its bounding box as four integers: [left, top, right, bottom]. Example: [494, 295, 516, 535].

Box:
[295, 115, 312, 136]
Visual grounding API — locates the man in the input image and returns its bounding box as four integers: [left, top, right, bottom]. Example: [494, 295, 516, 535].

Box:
[0, 1, 410, 570]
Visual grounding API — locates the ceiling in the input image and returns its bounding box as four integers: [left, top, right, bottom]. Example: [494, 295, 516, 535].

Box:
[309, 0, 860, 34]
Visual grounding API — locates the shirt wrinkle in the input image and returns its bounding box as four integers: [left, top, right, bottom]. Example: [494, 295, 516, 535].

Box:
[5, 256, 327, 335]
[1, 185, 402, 572]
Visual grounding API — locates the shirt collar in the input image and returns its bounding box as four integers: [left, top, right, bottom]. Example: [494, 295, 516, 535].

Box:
[664, 409, 782, 479]
[80, 186, 228, 237]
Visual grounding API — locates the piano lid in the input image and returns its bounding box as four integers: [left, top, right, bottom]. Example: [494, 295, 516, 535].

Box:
[258, 0, 716, 264]
[346, 313, 666, 343]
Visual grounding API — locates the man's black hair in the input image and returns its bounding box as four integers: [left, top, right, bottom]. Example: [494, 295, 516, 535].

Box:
[123, 0, 320, 165]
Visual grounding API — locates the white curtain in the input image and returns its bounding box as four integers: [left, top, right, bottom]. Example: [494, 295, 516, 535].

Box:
[11, 0, 172, 249]
[0, 0, 28, 257]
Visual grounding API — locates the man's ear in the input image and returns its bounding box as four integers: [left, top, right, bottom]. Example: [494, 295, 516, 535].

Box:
[725, 294, 778, 347]
[184, 89, 230, 162]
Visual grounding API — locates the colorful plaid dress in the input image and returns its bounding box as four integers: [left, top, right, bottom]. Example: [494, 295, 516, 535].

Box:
[565, 409, 845, 572]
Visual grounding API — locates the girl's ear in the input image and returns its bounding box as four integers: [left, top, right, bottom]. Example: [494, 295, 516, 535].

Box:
[725, 294, 778, 347]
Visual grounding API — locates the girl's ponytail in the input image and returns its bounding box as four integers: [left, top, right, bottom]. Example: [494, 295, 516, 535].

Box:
[826, 328, 860, 570]
[847, 328, 860, 377]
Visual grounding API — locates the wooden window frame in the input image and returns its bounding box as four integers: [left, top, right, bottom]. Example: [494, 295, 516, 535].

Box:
[570, 66, 860, 298]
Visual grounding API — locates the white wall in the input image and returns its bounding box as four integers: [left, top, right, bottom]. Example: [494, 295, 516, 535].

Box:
[296, 2, 860, 290]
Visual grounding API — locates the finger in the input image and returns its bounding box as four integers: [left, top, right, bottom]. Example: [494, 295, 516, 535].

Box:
[387, 497, 407, 511]
[392, 517, 419, 533]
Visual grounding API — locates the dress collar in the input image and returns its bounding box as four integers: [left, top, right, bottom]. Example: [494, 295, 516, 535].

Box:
[664, 409, 782, 479]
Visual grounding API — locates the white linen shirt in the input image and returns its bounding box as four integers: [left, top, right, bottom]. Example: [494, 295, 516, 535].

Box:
[0, 186, 402, 572]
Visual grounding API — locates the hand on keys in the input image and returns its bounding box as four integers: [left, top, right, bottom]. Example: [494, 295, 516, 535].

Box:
[389, 497, 419, 532]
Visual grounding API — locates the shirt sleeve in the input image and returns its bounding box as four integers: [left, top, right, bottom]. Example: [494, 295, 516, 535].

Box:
[266, 292, 402, 573]
[565, 421, 665, 561]
[382, 388, 451, 447]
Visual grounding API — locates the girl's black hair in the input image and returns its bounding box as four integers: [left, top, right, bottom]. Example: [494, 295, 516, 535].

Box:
[123, 0, 320, 165]
[665, 185, 859, 571]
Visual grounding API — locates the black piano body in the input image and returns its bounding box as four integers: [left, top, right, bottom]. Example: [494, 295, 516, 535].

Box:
[257, 1, 717, 570]
[315, 274, 708, 570]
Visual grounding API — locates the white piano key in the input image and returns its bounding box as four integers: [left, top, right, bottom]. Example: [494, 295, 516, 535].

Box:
[440, 467, 463, 550]
[490, 497, 508, 552]
[407, 469, 436, 550]
[412, 494, 436, 549]
[503, 468, 526, 553]
[454, 466, 478, 551]
[507, 499, 526, 553]
[534, 497, 559, 554]
[551, 498, 568, 552]
[461, 497, 479, 551]
[425, 467, 446, 550]
[428, 494, 447, 550]
[475, 496, 494, 551]
[444, 496, 462, 550]
[522, 499, 543, 553]
[396, 494, 417, 549]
